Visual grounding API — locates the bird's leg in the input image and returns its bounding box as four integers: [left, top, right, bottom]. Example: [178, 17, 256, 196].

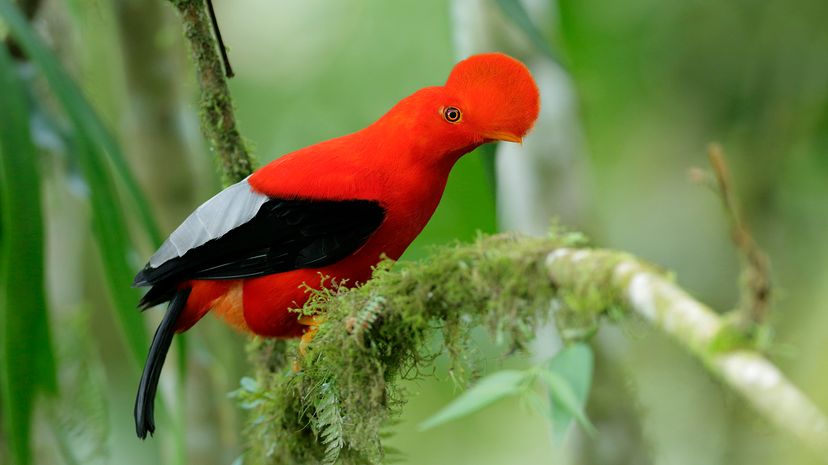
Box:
[292, 315, 326, 372]
[298, 315, 325, 356]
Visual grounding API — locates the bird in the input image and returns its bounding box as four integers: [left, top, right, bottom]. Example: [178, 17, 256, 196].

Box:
[132, 52, 540, 439]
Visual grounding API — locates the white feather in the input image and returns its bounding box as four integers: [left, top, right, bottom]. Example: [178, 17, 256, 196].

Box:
[149, 178, 269, 268]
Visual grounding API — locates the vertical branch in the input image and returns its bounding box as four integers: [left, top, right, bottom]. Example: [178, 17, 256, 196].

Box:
[168, 0, 254, 184]
[162, 3, 252, 462]
[204, 0, 234, 78]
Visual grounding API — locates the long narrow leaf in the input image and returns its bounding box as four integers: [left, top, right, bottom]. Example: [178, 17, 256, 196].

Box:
[2, 3, 189, 457]
[0, 0, 162, 246]
[0, 0, 154, 368]
[541, 364, 596, 434]
[0, 45, 58, 465]
[419, 370, 527, 431]
[547, 344, 594, 442]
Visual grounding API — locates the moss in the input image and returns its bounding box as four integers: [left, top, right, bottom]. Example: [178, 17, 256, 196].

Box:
[707, 314, 756, 353]
[234, 230, 634, 465]
[169, 0, 255, 184]
[546, 247, 640, 345]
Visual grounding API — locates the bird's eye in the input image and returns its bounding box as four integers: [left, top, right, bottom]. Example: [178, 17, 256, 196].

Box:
[443, 106, 462, 123]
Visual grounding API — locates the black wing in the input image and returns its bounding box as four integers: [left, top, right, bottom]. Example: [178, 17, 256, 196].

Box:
[134, 197, 386, 309]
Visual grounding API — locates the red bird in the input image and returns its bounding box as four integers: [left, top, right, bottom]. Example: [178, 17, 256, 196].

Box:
[133, 52, 540, 438]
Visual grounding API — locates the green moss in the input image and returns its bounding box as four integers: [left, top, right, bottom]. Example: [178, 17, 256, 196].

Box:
[707, 314, 756, 353]
[549, 250, 634, 343]
[234, 230, 636, 465]
[169, 0, 255, 184]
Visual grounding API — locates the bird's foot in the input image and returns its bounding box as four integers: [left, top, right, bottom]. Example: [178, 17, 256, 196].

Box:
[298, 315, 324, 356]
[292, 315, 326, 372]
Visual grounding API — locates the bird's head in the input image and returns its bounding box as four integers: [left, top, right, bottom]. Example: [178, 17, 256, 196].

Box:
[374, 53, 539, 167]
[440, 52, 540, 145]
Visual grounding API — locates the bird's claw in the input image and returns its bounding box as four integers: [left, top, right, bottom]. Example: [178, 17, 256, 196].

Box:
[292, 315, 325, 372]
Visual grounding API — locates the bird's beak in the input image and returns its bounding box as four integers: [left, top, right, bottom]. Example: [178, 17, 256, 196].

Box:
[484, 130, 523, 144]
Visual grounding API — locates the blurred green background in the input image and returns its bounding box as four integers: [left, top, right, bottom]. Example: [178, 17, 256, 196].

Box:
[1, 0, 827, 464]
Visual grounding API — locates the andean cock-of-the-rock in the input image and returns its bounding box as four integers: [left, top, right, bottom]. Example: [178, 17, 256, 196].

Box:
[132, 52, 540, 439]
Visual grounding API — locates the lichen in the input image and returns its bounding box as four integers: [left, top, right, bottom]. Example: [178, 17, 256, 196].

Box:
[234, 230, 626, 465]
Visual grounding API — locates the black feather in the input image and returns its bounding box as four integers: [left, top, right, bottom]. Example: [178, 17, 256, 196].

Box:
[134, 198, 385, 309]
[134, 288, 190, 439]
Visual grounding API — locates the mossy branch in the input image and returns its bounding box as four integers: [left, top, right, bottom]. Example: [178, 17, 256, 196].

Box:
[168, 0, 253, 183]
[235, 231, 828, 464]
[548, 247, 828, 452]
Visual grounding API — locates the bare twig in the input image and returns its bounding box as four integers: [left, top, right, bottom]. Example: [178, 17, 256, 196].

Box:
[168, 0, 253, 184]
[691, 144, 773, 329]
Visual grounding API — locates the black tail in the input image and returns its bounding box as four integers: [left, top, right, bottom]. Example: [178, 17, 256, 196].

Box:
[134, 288, 190, 439]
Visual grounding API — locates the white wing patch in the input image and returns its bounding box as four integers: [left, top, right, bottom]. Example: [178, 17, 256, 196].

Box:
[149, 178, 269, 268]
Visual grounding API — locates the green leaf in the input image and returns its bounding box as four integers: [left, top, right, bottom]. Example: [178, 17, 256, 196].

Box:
[0, 0, 161, 245]
[0, 0, 156, 369]
[494, 0, 557, 60]
[74, 133, 150, 369]
[240, 376, 259, 392]
[419, 370, 526, 431]
[0, 45, 57, 465]
[543, 343, 596, 443]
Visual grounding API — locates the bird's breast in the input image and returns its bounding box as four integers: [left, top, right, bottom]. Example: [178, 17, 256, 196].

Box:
[363, 168, 450, 259]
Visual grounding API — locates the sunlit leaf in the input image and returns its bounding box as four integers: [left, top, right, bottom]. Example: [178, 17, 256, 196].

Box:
[418, 370, 526, 431]
[494, 0, 557, 60]
[543, 343, 596, 442]
[0, 44, 57, 465]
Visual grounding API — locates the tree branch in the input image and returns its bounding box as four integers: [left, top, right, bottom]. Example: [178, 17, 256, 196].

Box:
[548, 247, 828, 454]
[168, 0, 253, 183]
[236, 232, 828, 464]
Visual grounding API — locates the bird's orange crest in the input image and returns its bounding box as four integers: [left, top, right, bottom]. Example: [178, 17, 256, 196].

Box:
[444, 53, 540, 142]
